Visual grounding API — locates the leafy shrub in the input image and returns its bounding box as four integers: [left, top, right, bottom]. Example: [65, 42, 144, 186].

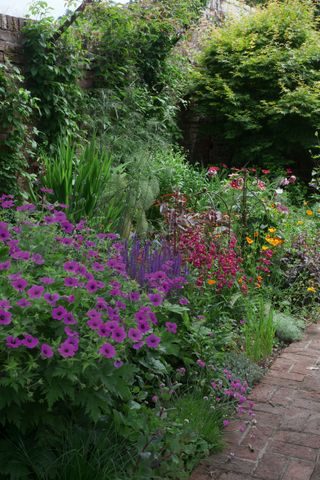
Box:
[0, 64, 37, 194]
[222, 352, 265, 387]
[191, 0, 320, 171]
[0, 196, 187, 436]
[273, 311, 304, 342]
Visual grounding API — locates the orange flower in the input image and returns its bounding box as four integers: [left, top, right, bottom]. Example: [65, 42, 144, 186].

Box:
[254, 231, 259, 238]
[268, 227, 276, 233]
[207, 279, 216, 285]
[246, 236, 254, 245]
[306, 210, 313, 216]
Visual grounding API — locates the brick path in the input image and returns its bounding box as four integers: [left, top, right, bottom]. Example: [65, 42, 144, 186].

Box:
[190, 324, 320, 480]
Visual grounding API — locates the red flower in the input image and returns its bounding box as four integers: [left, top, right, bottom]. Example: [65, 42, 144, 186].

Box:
[262, 169, 270, 174]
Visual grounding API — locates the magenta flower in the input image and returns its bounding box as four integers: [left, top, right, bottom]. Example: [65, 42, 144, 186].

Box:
[43, 293, 60, 305]
[64, 327, 79, 337]
[87, 309, 102, 320]
[179, 297, 189, 305]
[41, 343, 54, 358]
[223, 419, 230, 428]
[98, 323, 111, 337]
[145, 334, 161, 349]
[40, 187, 54, 194]
[137, 319, 151, 333]
[111, 327, 126, 343]
[11, 278, 28, 292]
[0, 260, 10, 270]
[22, 335, 39, 349]
[148, 293, 163, 306]
[148, 311, 158, 325]
[165, 322, 177, 334]
[6, 336, 21, 348]
[16, 203, 36, 212]
[64, 277, 79, 287]
[58, 341, 76, 358]
[0, 299, 11, 309]
[87, 318, 103, 330]
[129, 291, 140, 302]
[63, 261, 79, 273]
[16, 298, 31, 308]
[86, 279, 99, 294]
[31, 253, 45, 265]
[128, 328, 143, 342]
[27, 285, 44, 299]
[52, 306, 67, 321]
[0, 309, 12, 325]
[99, 342, 116, 359]
[40, 276, 55, 285]
[132, 341, 144, 350]
[114, 360, 123, 368]
[92, 262, 104, 272]
[64, 312, 77, 325]
[197, 359, 206, 368]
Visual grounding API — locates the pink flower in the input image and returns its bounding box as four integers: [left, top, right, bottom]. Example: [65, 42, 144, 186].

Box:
[99, 342, 116, 359]
[208, 166, 220, 176]
[145, 334, 161, 349]
[197, 359, 206, 368]
[128, 328, 143, 342]
[22, 335, 39, 349]
[111, 327, 126, 343]
[165, 322, 177, 334]
[0, 309, 12, 325]
[58, 341, 76, 358]
[41, 343, 54, 358]
[223, 419, 230, 428]
[27, 285, 44, 299]
[114, 360, 123, 368]
[6, 336, 21, 348]
[261, 169, 270, 174]
[257, 180, 266, 191]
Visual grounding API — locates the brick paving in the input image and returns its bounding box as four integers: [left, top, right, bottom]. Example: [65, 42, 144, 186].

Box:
[189, 324, 320, 480]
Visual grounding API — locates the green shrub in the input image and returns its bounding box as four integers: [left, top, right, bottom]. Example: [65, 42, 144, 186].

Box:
[191, 0, 320, 171]
[223, 352, 265, 386]
[273, 311, 304, 342]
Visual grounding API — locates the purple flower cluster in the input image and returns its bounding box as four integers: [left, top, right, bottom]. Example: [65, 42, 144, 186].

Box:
[0, 198, 184, 365]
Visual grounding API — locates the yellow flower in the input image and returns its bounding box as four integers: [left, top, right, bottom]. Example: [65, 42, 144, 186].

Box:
[265, 236, 284, 247]
[246, 236, 254, 245]
[307, 287, 316, 293]
[207, 279, 216, 285]
[297, 221, 304, 225]
[261, 245, 269, 251]
[306, 210, 313, 216]
[268, 227, 276, 233]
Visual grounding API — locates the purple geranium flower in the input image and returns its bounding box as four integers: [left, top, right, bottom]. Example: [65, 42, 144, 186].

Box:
[63, 261, 79, 273]
[137, 319, 151, 333]
[16, 298, 31, 308]
[87, 318, 103, 330]
[128, 328, 143, 342]
[40, 277, 55, 285]
[165, 322, 177, 334]
[11, 278, 28, 292]
[0, 309, 12, 325]
[64, 312, 77, 325]
[114, 360, 123, 368]
[148, 293, 163, 306]
[44, 293, 60, 305]
[22, 334, 39, 349]
[27, 285, 44, 299]
[179, 297, 189, 305]
[111, 327, 126, 343]
[99, 342, 116, 358]
[132, 341, 144, 350]
[41, 343, 54, 358]
[86, 279, 99, 294]
[0, 299, 11, 309]
[58, 341, 76, 358]
[0, 260, 11, 270]
[52, 306, 67, 321]
[6, 336, 21, 348]
[98, 323, 111, 337]
[31, 253, 45, 265]
[64, 277, 79, 287]
[145, 334, 161, 349]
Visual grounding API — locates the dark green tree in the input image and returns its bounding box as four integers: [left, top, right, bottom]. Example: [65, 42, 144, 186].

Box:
[190, 0, 320, 174]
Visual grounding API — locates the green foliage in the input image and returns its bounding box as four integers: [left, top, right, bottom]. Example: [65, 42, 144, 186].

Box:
[42, 138, 119, 223]
[273, 310, 304, 342]
[22, 3, 86, 147]
[191, 0, 320, 170]
[0, 64, 37, 194]
[243, 297, 275, 361]
[222, 352, 265, 386]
